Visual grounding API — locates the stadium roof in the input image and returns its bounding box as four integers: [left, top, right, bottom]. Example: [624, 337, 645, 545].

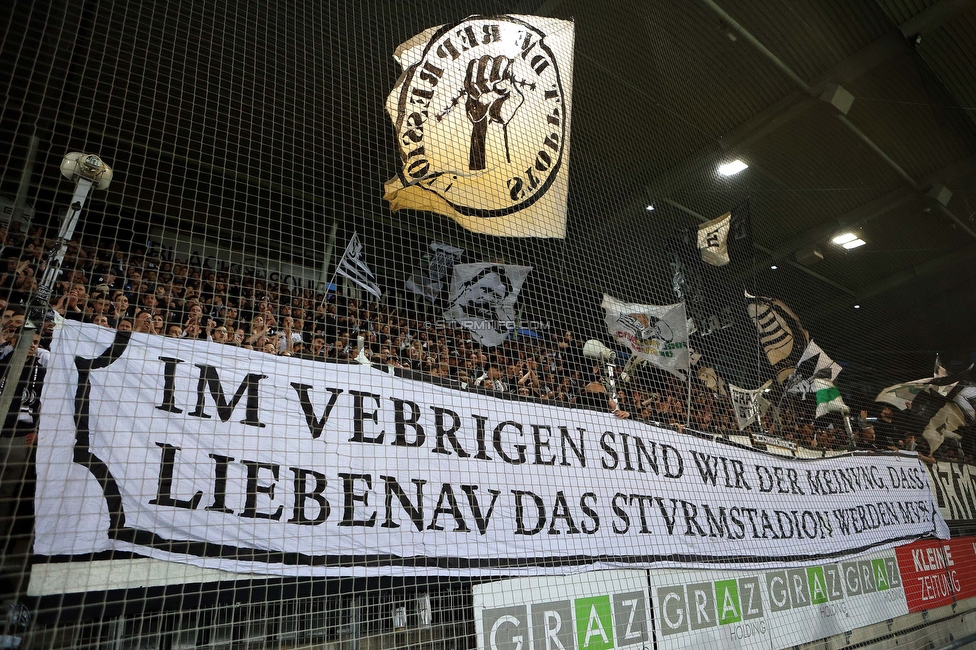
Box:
[522, 0, 976, 377]
[1, 0, 974, 384]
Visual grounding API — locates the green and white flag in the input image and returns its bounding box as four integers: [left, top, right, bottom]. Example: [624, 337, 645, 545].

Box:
[601, 295, 690, 380]
[814, 378, 847, 418]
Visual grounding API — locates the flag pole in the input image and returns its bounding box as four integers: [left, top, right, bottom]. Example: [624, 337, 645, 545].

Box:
[321, 229, 351, 308]
[682, 302, 692, 427]
[318, 220, 339, 305]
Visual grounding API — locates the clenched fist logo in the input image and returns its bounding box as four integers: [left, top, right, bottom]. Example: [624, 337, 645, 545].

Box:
[463, 55, 527, 171]
[388, 16, 570, 225]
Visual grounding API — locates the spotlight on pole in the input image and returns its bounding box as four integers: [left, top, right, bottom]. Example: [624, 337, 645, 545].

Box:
[60, 152, 113, 189]
[0, 151, 113, 429]
[583, 339, 615, 363]
[34, 153, 113, 306]
[355, 335, 370, 366]
[584, 339, 621, 405]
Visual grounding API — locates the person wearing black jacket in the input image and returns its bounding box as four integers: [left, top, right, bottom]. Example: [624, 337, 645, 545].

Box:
[859, 406, 911, 450]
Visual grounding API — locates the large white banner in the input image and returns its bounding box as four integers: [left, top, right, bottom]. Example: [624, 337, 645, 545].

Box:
[37, 322, 948, 578]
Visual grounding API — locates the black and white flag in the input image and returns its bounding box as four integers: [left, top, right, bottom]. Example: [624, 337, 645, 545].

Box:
[34, 321, 947, 584]
[944, 366, 976, 421]
[745, 291, 809, 384]
[918, 399, 966, 455]
[697, 211, 731, 266]
[384, 15, 575, 238]
[668, 200, 752, 336]
[785, 340, 842, 394]
[728, 380, 772, 430]
[443, 263, 532, 347]
[405, 241, 464, 303]
[336, 233, 382, 299]
[951, 384, 976, 420]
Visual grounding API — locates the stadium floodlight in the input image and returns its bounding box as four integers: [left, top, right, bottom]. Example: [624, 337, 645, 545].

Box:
[33, 153, 114, 306]
[60, 152, 114, 189]
[717, 159, 748, 176]
[0, 151, 113, 430]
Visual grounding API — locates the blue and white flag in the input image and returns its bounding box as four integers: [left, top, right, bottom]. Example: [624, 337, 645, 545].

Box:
[336, 233, 382, 299]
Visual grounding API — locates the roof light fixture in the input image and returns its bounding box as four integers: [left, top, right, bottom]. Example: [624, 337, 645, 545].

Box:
[841, 238, 866, 249]
[831, 232, 858, 245]
[645, 205, 654, 211]
[718, 159, 748, 176]
[770, 265, 778, 270]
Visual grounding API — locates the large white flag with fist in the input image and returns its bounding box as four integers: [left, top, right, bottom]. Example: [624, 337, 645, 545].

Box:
[384, 15, 575, 238]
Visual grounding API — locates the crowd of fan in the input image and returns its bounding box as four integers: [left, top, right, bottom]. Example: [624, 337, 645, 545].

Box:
[0, 224, 968, 463]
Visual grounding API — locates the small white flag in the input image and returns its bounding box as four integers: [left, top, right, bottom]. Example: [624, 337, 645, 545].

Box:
[405, 241, 464, 303]
[336, 233, 382, 299]
[697, 212, 732, 266]
[728, 380, 771, 430]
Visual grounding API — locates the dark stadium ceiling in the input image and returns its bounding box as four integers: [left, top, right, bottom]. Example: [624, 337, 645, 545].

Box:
[515, 0, 976, 375]
[1, 0, 975, 383]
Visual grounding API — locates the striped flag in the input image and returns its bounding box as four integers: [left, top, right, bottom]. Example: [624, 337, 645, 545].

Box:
[336, 233, 382, 299]
[745, 291, 809, 384]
